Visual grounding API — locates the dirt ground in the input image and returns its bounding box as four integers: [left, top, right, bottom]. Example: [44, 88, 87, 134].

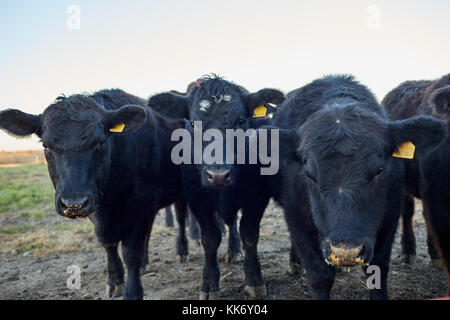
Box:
[0, 198, 447, 300]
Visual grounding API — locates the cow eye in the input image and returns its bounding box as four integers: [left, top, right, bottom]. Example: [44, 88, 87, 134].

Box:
[189, 120, 195, 128]
[42, 143, 49, 150]
[303, 158, 317, 183]
[98, 138, 107, 146]
[376, 167, 384, 176]
[369, 167, 384, 182]
[304, 169, 317, 183]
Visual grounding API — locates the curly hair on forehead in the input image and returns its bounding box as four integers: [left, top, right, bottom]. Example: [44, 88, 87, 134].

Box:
[194, 73, 249, 97]
[45, 94, 104, 122]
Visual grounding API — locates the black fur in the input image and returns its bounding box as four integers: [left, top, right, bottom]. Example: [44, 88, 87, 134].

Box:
[148, 75, 285, 298]
[0, 89, 186, 300]
[383, 73, 450, 294]
[270, 74, 446, 299]
[163, 79, 228, 261]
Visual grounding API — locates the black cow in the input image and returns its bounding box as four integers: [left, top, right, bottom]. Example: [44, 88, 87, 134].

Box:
[148, 74, 284, 299]
[269, 74, 446, 299]
[161, 82, 230, 259]
[0, 89, 187, 300]
[382, 79, 443, 265]
[383, 74, 450, 294]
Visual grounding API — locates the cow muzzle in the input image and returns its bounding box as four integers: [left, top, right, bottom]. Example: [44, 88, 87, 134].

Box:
[324, 240, 371, 267]
[58, 195, 93, 219]
[203, 168, 233, 187]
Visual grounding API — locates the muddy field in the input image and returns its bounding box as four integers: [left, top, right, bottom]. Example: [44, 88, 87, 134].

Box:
[0, 164, 447, 300]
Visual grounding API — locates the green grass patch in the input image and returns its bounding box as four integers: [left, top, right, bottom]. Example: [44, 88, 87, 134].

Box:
[18, 210, 51, 218]
[0, 163, 99, 256]
[0, 163, 54, 214]
[0, 224, 36, 234]
[17, 242, 44, 254]
[50, 220, 94, 232]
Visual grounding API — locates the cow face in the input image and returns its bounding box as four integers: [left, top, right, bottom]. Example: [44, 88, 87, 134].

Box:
[188, 79, 253, 187]
[280, 103, 446, 267]
[148, 75, 284, 187]
[0, 95, 147, 218]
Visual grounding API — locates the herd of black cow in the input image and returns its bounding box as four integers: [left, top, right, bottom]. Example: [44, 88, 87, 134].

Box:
[0, 73, 448, 300]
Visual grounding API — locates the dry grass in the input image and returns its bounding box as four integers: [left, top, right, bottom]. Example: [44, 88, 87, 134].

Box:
[0, 162, 183, 258]
[0, 219, 96, 257]
[0, 163, 97, 257]
[0, 150, 44, 165]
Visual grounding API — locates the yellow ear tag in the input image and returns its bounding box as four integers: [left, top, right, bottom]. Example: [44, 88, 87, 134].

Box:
[253, 105, 267, 118]
[392, 141, 415, 159]
[109, 123, 125, 133]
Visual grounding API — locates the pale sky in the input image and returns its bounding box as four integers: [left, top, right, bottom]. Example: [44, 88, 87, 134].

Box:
[1, 0, 449, 150]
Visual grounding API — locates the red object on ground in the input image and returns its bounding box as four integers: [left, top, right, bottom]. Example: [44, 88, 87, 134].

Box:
[429, 296, 450, 300]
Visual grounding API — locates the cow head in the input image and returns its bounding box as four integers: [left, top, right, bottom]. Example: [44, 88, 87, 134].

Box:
[0, 95, 147, 218]
[148, 75, 284, 187]
[279, 102, 446, 267]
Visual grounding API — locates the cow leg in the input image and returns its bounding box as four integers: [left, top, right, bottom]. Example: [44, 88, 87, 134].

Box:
[366, 179, 402, 300]
[239, 200, 269, 299]
[217, 213, 226, 235]
[427, 233, 442, 266]
[142, 214, 157, 273]
[284, 205, 335, 299]
[121, 212, 155, 300]
[296, 236, 335, 299]
[121, 234, 146, 300]
[188, 207, 201, 245]
[302, 251, 335, 299]
[165, 205, 174, 228]
[400, 193, 417, 263]
[422, 199, 450, 295]
[104, 242, 125, 298]
[192, 208, 222, 300]
[141, 231, 150, 273]
[221, 211, 242, 263]
[364, 228, 397, 300]
[288, 241, 303, 276]
[174, 199, 189, 263]
[422, 206, 441, 264]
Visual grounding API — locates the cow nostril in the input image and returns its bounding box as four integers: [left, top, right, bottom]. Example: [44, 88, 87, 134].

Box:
[61, 198, 70, 208]
[204, 169, 233, 185]
[205, 170, 213, 180]
[61, 196, 89, 209]
[357, 244, 370, 261]
[324, 240, 338, 266]
[79, 196, 89, 207]
[325, 240, 332, 258]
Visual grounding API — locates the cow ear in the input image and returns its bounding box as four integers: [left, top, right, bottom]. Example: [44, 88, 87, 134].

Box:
[107, 105, 147, 134]
[147, 92, 189, 119]
[429, 85, 450, 120]
[388, 115, 447, 158]
[245, 89, 285, 118]
[0, 109, 42, 138]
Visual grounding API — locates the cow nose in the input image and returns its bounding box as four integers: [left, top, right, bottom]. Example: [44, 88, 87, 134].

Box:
[325, 240, 369, 267]
[61, 196, 89, 210]
[204, 169, 232, 186]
